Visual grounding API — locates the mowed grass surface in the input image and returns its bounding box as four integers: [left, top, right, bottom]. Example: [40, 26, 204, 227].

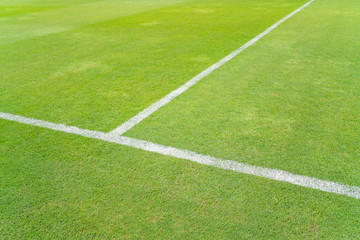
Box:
[1, 0, 360, 239]
[127, 0, 360, 187]
[1, 121, 360, 239]
[0, 0, 186, 44]
[0, 0, 308, 131]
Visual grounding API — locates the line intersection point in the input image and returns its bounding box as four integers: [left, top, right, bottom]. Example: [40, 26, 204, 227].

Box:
[110, 0, 316, 135]
[1, 111, 360, 200]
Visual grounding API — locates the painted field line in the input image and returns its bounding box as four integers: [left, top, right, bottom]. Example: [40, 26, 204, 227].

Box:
[110, 0, 315, 136]
[2, 111, 360, 199]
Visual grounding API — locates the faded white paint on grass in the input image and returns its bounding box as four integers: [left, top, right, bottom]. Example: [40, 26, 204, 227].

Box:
[110, 0, 316, 136]
[1, 111, 360, 200]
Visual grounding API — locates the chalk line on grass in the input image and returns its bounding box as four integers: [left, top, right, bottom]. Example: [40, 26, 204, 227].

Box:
[109, 0, 316, 136]
[2, 111, 360, 200]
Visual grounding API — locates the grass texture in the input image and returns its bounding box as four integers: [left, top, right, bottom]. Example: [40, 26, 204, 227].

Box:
[1, 0, 360, 239]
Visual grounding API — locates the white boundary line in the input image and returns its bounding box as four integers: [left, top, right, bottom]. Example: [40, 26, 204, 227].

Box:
[110, 0, 316, 135]
[1, 112, 360, 199]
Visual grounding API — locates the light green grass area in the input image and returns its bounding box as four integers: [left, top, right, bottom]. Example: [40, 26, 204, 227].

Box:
[0, 0, 307, 131]
[1, 0, 360, 238]
[127, 0, 360, 187]
[1, 121, 360, 239]
[0, 0, 186, 44]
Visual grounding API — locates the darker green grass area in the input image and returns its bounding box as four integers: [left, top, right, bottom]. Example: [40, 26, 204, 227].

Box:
[1, 120, 360, 239]
[0, 0, 307, 131]
[127, 0, 360, 186]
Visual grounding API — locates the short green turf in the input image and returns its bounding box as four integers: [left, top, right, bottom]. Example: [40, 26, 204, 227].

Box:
[1, 120, 360, 239]
[127, 0, 360, 187]
[0, 0, 308, 131]
[1, 0, 360, 238]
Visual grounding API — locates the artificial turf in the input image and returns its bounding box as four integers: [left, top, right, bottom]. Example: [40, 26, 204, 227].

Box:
[1, 0, 360, 238]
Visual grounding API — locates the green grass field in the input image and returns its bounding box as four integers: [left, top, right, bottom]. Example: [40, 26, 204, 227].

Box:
[1, 0, 360, 238]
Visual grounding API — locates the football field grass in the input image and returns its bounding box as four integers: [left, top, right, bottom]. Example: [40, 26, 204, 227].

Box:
[1, 0, 360, 238]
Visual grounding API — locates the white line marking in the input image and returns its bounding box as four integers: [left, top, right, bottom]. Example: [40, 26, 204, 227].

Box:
[110, 0, 316, 135]
[2, 111, 360, 199]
